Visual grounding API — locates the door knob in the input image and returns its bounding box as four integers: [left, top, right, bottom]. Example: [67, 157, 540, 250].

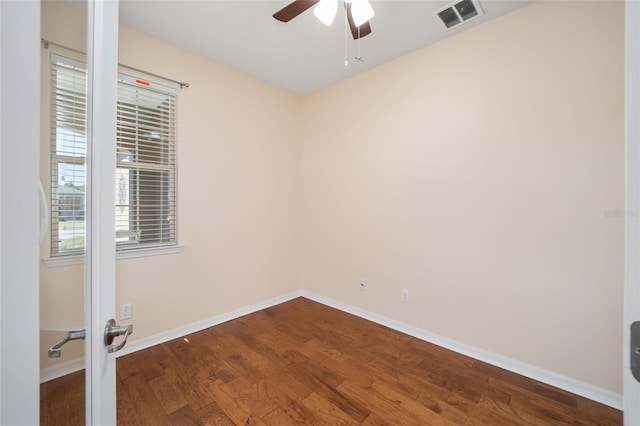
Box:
[632, 321, 640, 383]
[104, 319, 133, 353]
[48, 329, 85, 358]
[47, 320, 133, 358]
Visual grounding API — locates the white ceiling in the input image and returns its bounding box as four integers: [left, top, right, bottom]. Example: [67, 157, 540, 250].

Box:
[119, 0, 533, 96]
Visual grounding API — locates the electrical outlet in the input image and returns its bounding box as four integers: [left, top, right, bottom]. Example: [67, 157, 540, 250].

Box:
[401, 289, 409, 303]
[120, 303, 132, 320]
[359, 279, 367, 291]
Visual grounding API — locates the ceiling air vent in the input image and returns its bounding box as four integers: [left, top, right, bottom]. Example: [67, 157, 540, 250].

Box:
[434, 0, 484, 30]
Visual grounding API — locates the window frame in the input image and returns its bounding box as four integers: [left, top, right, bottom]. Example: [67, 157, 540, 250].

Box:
[45, 53, 182, 267]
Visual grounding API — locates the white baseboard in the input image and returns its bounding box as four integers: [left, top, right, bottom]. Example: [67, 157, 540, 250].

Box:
[40, 291, 302, 383]
[300, 290, 622, 410]
[40, 289, 623, 411]
[117, 291, 303, 358]
[40, 357, 85, 383]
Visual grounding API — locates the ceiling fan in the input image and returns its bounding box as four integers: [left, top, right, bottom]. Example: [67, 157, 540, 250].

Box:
[273, 0, 374, 40]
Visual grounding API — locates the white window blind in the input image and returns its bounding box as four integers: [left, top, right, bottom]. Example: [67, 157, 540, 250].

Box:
[50, 55, 87, 255]
[50, 54, 178, 256]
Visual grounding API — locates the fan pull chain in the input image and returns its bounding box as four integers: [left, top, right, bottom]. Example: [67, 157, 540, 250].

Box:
[344, 10, 349, 66]
[355, 27, 362, 62]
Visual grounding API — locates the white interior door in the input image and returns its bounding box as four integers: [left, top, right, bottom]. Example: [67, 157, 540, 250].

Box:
[0, 1, 41, 424]
[0, 1, 121, 423]
[625, 1, 640, 424]
[39, 1, 127, 423]
[85, 0, 120, 423]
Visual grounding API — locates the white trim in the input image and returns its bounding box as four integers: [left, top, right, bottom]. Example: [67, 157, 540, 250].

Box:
[116, 245, 183, 260]
[300, 291, 623, 410]
[117, 291, 302, 357]
[85, 1, 119, 423]
[48, 50, 180, 268]
[44, 244, 184, 267]
[44, 255, 84, 268]
[39, 290, 622, 410]
[40, 291, 303, 382]
[41, 290, 622, 410]
[0, 1, 41, 424]
[41, 357, 85, 384]
[625, 0, 640, 423]
[1, 0, 4, 416]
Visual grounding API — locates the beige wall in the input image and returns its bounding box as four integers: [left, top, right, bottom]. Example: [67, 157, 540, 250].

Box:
[40, 1, 301, 367]
[40, 0, 624, 397]
[301, 1, 624, 393]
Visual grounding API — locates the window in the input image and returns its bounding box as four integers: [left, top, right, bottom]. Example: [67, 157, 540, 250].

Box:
[50, 54, 177, 258]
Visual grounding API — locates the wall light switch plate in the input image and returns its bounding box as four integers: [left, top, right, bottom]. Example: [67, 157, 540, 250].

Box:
[120, 303, 132, 320]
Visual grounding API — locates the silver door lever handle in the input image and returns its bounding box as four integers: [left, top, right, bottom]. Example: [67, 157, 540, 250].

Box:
[48, 329, 86, 358]
[104, 319, 133, 353]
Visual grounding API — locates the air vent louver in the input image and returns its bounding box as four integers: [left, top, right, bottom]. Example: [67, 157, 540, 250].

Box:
[434, 0, 483, 30]
[437, 8, 461, 29]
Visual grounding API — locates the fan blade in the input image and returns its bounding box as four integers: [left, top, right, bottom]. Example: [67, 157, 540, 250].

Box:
[273, 0, 320, 22]
[346, 3, 372, 39]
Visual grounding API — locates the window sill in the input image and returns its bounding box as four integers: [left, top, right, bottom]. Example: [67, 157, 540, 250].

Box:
[43, 244, 184, 268]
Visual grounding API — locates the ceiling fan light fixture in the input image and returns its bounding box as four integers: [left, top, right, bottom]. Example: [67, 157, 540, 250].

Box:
[314, 0, 338, 26]
[352, 0, 374, 27]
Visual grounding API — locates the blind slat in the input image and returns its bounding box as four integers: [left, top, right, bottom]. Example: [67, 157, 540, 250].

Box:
[50, 54, 178, 256]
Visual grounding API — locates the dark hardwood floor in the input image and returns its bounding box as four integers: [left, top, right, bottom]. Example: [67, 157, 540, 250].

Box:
[41, 297, 622, 425]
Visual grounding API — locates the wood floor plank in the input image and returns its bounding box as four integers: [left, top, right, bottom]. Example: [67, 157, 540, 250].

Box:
[257, 377, 313, 423]
[120, 373, 171, 426]
[337, 379, 451, 426]
[417, 358, 515, 408]
[445, 392, 535, 426]
[117, 350, 144, 381]
[231, 320, 306, 378]
[133, 348, 166, 382]
[576, 398, 625, 425]
[212, 358, 240, 384]
[261, 407, 298, 425]
[223, 353, 266, 385]
[166, 404, 203, 425]
[361, 412, 393, 425]
[149, 343, 180, 371]
[280, 351, 370, 422]
[474, 360, 577, 408]
[283, 348, 346, 389]
[412, 387, 477, 425]
[170, 363, 219, 411]
[299, 392, 359, 425]
[41, 370, 84, 426]
[207, 377, 264, 425]
[147, 372, 189, 415]
[226, 376, 278, 418]
[39, 382, 48, 426]
[196, 400, 235, 426]
[504, 383, 615, 426]
[341, 341, 453, 401]
[297, 338, 375, 389]
[41, 297, 622, 425]
[339, 343, 430, 400]
[373, 380, 461, 423]
[117, 376, 146, 425]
